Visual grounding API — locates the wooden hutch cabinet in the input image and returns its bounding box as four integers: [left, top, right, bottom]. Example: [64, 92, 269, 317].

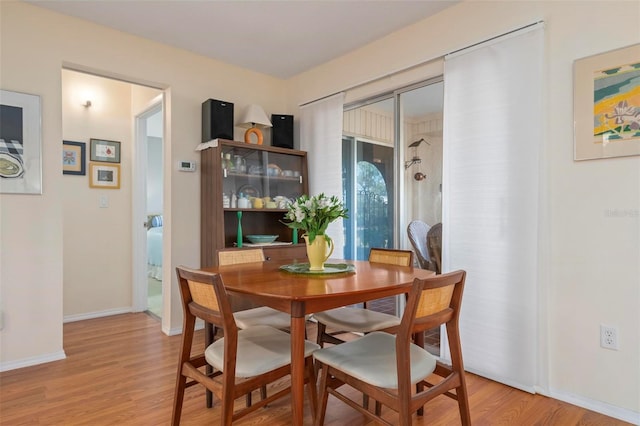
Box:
[200, 139, 308, 267]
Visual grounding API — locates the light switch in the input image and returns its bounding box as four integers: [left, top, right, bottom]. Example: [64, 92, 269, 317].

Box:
[99, 195, 109, 208]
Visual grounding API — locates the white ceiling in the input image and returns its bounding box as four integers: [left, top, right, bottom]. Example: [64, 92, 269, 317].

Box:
[26, 0, 458, 79]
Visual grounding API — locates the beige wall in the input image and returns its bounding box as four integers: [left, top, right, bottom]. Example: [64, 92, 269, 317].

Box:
[1, 0, 638, 421]
[0, 1, 287, 369]
[61, 70, 163, 319]
[287, 0, 639, 420]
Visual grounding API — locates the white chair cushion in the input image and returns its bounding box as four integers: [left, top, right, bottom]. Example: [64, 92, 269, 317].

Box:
[233, 307, 292, 330]
[313, 331, 436, 389]
[313, 307, 401, 332]
[205, 325, 320, 378]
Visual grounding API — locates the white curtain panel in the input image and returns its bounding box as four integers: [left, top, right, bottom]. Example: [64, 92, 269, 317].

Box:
[441, 24, 544, 392]
[300, 92, 346, 258]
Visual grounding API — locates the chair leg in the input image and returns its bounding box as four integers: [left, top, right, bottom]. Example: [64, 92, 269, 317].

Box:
[173, 315, 195, 425]
[456, 379, 472, 425]
[205, 322, 216, 408]
[171, 374, 187, 426]
[316, 321, 327, 347]
[260, 385, 268, 406]
[414, 330, 425, 416]
[314, 362, 330, 426]
[362, 395, 381, 415]
[221, 371, 236, 426]
[305, 357, 318, 417]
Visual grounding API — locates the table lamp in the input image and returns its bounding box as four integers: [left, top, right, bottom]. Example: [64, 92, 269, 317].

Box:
[239, 104, 272, 145]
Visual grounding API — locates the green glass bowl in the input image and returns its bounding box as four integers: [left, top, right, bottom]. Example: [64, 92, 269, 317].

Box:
[246, 235, 279, 244]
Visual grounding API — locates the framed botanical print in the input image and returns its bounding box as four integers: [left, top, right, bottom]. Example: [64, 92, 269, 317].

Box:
[90, 138, 121, 163]
[574, 43, 640, 160]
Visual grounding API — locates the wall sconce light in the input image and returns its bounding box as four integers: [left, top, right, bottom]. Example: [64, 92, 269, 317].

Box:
[83, 100, 92, 108]
[238, 104, 272, 145]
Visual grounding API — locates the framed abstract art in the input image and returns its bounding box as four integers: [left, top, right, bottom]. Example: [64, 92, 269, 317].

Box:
[574, 43, 640, 160]
[0, 89, 42, 194]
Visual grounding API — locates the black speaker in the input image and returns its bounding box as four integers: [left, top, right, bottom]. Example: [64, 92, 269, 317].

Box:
[202, 99, 234, 142]
[271, 114, 294, 149]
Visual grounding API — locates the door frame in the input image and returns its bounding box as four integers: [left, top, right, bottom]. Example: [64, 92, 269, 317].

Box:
[132, 96, 164, 312]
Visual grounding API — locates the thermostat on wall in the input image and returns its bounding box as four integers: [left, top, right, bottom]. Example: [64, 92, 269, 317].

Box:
[178, 160, 196, 172]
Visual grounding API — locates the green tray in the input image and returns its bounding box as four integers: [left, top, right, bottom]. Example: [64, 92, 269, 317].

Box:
[280, 263, 356, 275]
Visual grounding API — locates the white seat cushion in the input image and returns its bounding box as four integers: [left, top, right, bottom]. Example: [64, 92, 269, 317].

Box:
[233, 307, 293, 330]
[205, 325, 320, 378]
[313, 307, 401, 333]
[313, 331, 436, 389]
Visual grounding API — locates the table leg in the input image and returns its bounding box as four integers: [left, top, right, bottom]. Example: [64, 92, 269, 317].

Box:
[290, 304, 306, 426]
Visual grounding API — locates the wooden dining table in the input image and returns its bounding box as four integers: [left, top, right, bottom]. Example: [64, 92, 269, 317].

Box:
[203, 258, 435, 425]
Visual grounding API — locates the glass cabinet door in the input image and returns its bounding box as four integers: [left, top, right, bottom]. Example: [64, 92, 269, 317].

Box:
[221, 145, 304, 210]
[217, 142, 307, 248]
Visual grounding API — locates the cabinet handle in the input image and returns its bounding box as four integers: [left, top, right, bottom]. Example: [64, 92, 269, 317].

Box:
[299, 175, 303, 184]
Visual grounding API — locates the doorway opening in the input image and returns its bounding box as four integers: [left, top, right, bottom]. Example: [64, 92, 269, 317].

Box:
[138, 104, 163, 319]
[61, 67, 164, 325]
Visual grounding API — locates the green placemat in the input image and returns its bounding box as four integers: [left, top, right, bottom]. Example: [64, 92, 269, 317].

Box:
[280, 263, 356, 275]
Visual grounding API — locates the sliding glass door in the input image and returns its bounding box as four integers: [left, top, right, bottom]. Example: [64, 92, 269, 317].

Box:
[342, 135, 395, 260]
[342, 80, 444, 329]
[342, 97, 395, 261]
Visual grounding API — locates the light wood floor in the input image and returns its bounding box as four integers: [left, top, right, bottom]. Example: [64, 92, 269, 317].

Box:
[0, 313, 630, 425]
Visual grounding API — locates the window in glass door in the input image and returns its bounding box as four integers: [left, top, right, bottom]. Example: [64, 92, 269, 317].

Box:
[342, 97, 395, 262]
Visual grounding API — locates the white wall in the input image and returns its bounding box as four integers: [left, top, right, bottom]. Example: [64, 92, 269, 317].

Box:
[0, 1, 288, 369]
[287, 0, 639, 420]
[147, 136, 163, 215]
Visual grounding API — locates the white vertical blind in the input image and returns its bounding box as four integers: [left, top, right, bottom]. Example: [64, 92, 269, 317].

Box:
[300, 92, 346, 257]
[441, 24, 544, 392]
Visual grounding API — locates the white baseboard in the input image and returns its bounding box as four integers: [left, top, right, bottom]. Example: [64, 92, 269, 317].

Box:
[164, 319, 204, 336]
[0, 350, 66, 372]
[548, 387, 640, 425]
[63, 307, 132, 323]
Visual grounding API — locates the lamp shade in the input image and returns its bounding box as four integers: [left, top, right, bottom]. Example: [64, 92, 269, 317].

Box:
[238, 104, 272, 128]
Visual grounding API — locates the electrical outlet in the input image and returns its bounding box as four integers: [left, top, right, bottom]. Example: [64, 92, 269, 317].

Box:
[600, 324, 618, 350]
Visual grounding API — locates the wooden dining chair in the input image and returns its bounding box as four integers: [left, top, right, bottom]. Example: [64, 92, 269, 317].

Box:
[172, 266, 319, 426]
[313, 270, 470, 426]
[206, 248, 298, 408]
[218, 248, 293, 330]
[313, 248, 413, 347]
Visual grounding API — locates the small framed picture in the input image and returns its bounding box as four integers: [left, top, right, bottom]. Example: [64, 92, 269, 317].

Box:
[89, 162, 120, 189]
[90, 138, 121, 163]
[62, 140, 86, 175]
